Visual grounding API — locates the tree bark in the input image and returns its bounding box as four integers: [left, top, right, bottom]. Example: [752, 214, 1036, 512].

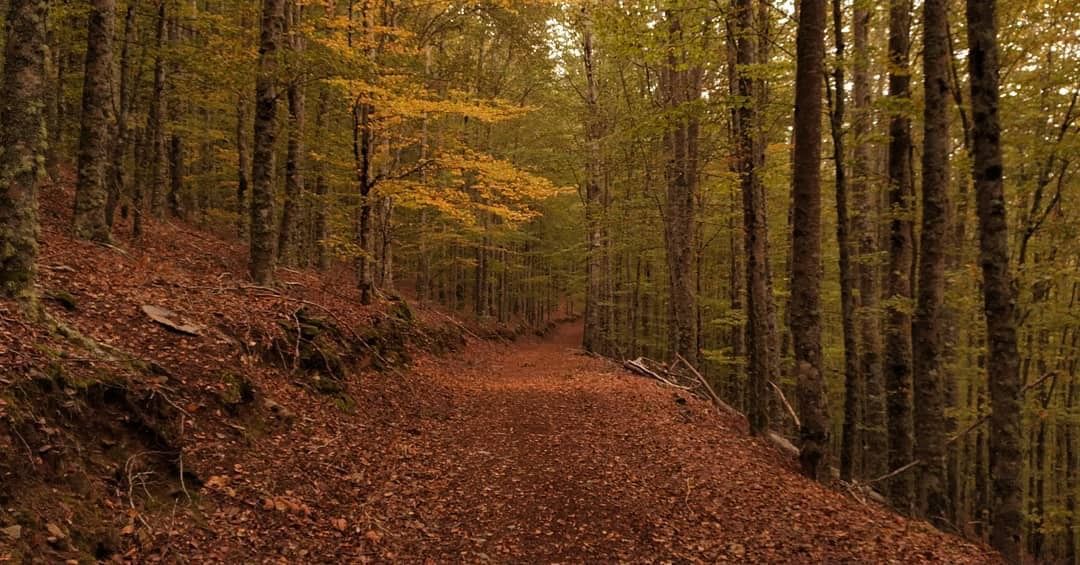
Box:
[106, 0, 136, 228]
[73, 0, 115, 243]
[853, 1, 886, 482]
[582, 5, 606, 355]
[146, 0, 168, 220]
[828, 0, 860, 482]
[249, 0, 284, 284]
[732, 0, 778, 436]
[236, 93, 250, 237]
[965, 0, 1022, 558]
[660, 8, 700, 367]
[791, 0, 830, 480]
[167, 133, 183, 217]
[913, 0, 951, 526]
[278, 0, 305, 266]
[0, 0, 48, 300]
[885, 0, 915, 511]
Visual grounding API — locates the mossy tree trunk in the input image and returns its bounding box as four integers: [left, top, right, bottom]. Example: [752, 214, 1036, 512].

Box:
[73, 0, 115, 243]
[0, 0, 48, 300]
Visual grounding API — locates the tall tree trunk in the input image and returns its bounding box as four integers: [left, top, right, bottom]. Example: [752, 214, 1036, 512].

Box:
[828, 0, 860, 481]
[885, 0, 915, 511]
[0, 0, 48, 300]
[660, 9, 699, 367]
[146, 0, 168, 219]
[312, 88, 330, 270]
[106, 0, 136, 228]
[249, 0, 284, 284]
[582, 5, 606, 354]
[278, 0, 305, 265]
[913, 0, 951, 526]
[853, 1, 886, 482]
[236, 93, 250, 237]
[732, 0, 777, 436]
[791, 0, 829, 480]
[73, 0, 115, 243]
[966, 0, 1022, 558]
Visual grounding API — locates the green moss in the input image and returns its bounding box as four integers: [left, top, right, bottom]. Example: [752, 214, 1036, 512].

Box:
[46, 290, 77, 311]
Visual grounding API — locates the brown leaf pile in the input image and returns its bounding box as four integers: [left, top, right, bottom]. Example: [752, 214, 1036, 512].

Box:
[0, 178, 998, 563]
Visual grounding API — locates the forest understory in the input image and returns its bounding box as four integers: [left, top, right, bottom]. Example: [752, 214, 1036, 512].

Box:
[0, 175, 997, 563]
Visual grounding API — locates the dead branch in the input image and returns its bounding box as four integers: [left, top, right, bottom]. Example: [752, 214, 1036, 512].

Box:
[768, 380, 801, 429]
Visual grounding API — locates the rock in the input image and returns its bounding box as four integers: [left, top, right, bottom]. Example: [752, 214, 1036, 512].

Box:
[1, 524, 21, 540]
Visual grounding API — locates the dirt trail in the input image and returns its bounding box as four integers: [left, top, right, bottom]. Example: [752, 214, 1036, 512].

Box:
[360, 324, 996, 563]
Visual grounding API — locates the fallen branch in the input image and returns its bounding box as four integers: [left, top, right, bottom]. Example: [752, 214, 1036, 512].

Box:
[768, 380, 801, 429]
[674, 354, 741, 418]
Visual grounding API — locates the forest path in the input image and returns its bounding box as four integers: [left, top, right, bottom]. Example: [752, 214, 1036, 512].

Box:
[360, 324, 995, 563]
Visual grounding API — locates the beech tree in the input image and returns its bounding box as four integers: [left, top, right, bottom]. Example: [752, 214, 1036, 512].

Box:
[0, 0, 48, 300]
[791, 0, 829, 480]
[966, 0, 1022, 558]
[884, 0, 915, 511]
[249, 0, 284, 284]
[72, 0, 115, 243]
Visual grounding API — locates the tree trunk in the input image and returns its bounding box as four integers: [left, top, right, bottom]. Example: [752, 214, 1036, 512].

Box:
[582, 6, 606, 355]
[852, 2, 886, 482]
[167, 133, 183, 218]
[828, 0, 860, 482]
[0, 0, 48, 300]
[278, 0, 305, 266]
[885, 0, 915, 511]
[73, 0, 115, 243]
[791, 0, 830, 480]
[236, 93, 250, 237]
[312, 88, 330, 270]
[965, 0, 1022, 558]
[146, 0, 168, 220]
[106, 0, 136, 228]
[913, 0, 951, 526]
[732, 0, 778, 436]
[660, 9, 699, 367]
[249, 0, 284, 284]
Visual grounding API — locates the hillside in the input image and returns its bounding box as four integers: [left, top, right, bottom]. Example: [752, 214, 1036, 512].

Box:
[0, 179, 999, 562]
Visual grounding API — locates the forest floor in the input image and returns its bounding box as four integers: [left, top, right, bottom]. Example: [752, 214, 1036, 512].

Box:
[1, 178, 999, 563]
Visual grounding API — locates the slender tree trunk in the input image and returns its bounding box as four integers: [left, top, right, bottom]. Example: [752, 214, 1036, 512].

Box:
[106, 0, 136, 228]
[312, 88, 330, 270]
[732, 0, 777, 436]
[885, 0, 915, 511]
[146, 0, 168, 219]
[73, 0, 115, 243]
[167, 133, 183, 217]
[236, 93, 250, 237]
[582, 6, 606, 354]
[966, 0, 1022, 558]
[0, 0, 48, 300]
[913, 0, 951, 526]
[827, 0, 861, 481]
[278, 0, 305, 265]
[791, 0, 830, 480]
[853, 2, 886, 481]
[249, 0, 284, 284]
